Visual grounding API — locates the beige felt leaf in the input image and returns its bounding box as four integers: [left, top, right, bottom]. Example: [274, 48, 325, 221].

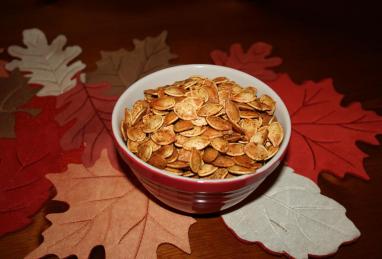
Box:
[26, 150, 195, 259]
[0, 70, 41, 138]
[6, 28, 86, 96]
[223, 166, 360, 259]
[87, 31, 177, 96]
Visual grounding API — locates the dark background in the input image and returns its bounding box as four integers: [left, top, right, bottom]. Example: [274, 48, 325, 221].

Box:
[0, 0, 381, 258]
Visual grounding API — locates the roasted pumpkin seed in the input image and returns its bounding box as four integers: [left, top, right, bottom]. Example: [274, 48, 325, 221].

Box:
[122, 76, 284, 179]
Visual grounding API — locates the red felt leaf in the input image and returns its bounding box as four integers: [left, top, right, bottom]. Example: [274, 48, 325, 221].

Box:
[270, 74, 382, 182]
[0, 97, 82, 236]
[210, 42, 282, 82]
[55, 80, 118, 167]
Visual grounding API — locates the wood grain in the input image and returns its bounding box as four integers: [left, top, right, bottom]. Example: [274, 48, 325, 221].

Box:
[0, 0, 381, 258]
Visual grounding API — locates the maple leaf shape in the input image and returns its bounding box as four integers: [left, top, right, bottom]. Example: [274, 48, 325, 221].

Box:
[87, 31, 177, 96]
[270, 74, 382, 182]
[6, 28, 86, 96]
[26, 150, 195, 259]
[0, 69, 41, 138]
[223, 166, 360, 259]
[210, 42, 282, 82]
[0, 97, 81, 236]
[55, 80, 118, 167]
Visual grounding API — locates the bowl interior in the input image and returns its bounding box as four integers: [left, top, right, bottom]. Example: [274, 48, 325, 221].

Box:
[112, 64, 291, 183]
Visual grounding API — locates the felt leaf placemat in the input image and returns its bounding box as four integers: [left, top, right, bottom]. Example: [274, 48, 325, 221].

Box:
[0, 96, 81, 236]
[269, 74, 382, 181]
[26, 150, 196, 259]
[87, 31, 177, 96]
[0, 70, 40, 138]
[6, 28, 86, 96]
[223, 166, 360, 259]
[55, 79, 118, 167]
[211, 42, 282, 82]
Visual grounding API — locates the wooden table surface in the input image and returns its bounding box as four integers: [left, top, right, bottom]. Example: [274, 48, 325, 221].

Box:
[0, 0, 381, 258]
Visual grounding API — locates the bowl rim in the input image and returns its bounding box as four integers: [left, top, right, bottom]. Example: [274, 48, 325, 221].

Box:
[111, 64, 291, 184]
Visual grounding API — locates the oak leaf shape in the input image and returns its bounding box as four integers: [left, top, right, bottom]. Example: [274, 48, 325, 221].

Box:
[26, 150, 195, 259]
[211, 42, 282, 82]
[0, 97, 81, 236]
[6, 28, 86, 96]
[270, 74, 382, 182]
[0, 69, 40, 138]
[223, 166, 360, 259]
[87, 31, 177, 96]
[55, 79, 117, 167]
